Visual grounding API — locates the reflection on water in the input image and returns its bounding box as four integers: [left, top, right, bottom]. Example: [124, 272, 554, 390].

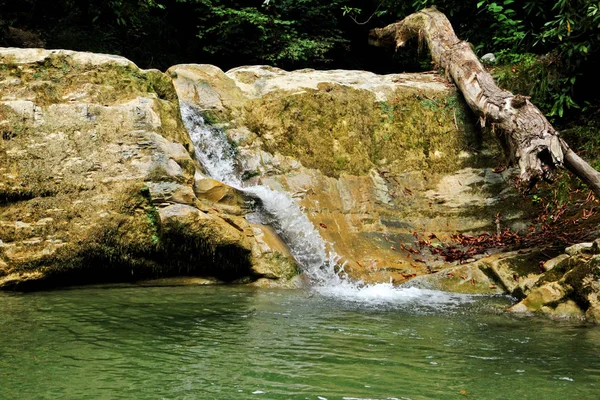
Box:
[1, 286, 599, 400]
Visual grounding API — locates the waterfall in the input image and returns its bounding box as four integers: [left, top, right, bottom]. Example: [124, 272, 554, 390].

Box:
[180, 103, 475, 306]
[180, 104, 342, 285]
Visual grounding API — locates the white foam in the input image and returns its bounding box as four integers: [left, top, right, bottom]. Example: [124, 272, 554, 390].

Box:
[315, 283, 475, 306]
[180, 104, 242, 187]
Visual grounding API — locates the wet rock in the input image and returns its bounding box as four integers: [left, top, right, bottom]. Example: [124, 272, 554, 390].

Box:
[407, 263, 504, 295]
[193, 173, 247, 207]
[541, 300, 585, 320]
[251, 275, 304, 289]
[135, 276, 221, 286]
[509, 248, 600, 322]
[247, 224, 298, 281]
[585, 292, 600, 323]
[0, 271, 45, 289]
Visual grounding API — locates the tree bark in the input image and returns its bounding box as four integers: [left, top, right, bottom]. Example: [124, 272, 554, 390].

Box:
[369, 7, 600, 197]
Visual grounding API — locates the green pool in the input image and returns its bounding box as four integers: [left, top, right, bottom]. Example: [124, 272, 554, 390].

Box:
[1, 285, 599, 399]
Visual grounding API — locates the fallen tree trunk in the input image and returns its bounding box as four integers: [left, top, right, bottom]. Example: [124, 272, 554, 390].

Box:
[369, 7, 600, 197]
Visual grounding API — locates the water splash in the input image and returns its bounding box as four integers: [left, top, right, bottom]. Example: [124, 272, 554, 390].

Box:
[315, 283, 476, 309]
[180, 103, 475, 305]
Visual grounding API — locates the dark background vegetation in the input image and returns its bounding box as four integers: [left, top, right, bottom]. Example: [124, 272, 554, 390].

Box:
[0, 0, 598, 153]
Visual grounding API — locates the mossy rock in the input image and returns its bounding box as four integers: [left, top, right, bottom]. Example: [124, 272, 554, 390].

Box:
[1, 49, 284, 290]
[243, 84, 472, 178]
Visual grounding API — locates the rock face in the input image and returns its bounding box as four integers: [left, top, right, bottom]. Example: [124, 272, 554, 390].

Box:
[3, 48, 599, 315]
[169, 64, 540, 284]
[509, 240, 600, 322]
[0, 49, 297, 289]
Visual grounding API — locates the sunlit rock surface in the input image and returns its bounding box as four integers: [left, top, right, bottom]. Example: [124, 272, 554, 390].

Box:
[509, 240, 600, 322]
[0, 49, 295, 289]
[169, 63, 540, 285]
[3, 48, 600, 317]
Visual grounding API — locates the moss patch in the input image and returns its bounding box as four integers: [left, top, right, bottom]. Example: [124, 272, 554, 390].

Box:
[243, 83, 473, 178]
[563, 259, 600, 309]
[0, 54, 178, 106]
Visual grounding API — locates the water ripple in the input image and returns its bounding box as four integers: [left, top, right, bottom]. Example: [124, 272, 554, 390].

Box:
[1, 286, 599, 400]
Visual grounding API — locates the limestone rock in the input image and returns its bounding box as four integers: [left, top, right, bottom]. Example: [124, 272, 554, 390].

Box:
[226, 65, 449, 101]
[251, 276, 304, 289]
[509, 247, 600, 322]
[248, 224, 298, 281]
[147, 182, 197, 205]
[585, 292, 600, 323]
[194, 173, 247, 207]
[543, 254, 570, 272]
[0, 48, 296, 289]
[478, 250, 545, 298]
[0, 48, 135, 67]
[541, 300, 585, 320]
[481, 53, 496, 64]
[166, 64, 246, 118]
[171, 63, 541, 284]
[509, 281, 566, 314]
[158, 204, 249, 249]
[565, 242, 594, 256]
[136, 276, 221, 286]
[406, 263, 504, 295]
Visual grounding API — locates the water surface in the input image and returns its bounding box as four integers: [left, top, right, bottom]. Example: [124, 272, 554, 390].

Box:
[1, 286, 599, 400]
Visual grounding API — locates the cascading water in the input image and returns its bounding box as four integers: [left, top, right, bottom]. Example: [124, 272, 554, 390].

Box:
[180, 103, 474, 306]
[181, 104, 341, 286]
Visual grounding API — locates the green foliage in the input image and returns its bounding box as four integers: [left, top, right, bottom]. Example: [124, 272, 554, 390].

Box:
[344, 0, 599, 121]
[192, 0, 350, 66]
[472, 0, 599, 119]
[94, 0, 165, 27]
[1, 0, 598, 123]
[477, 0, 526, 49]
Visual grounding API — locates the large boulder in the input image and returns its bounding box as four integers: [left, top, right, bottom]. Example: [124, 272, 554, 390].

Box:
[509, 241, 600, 322]
[169, 64, 542, 284]
[0, 49, 296, 289]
